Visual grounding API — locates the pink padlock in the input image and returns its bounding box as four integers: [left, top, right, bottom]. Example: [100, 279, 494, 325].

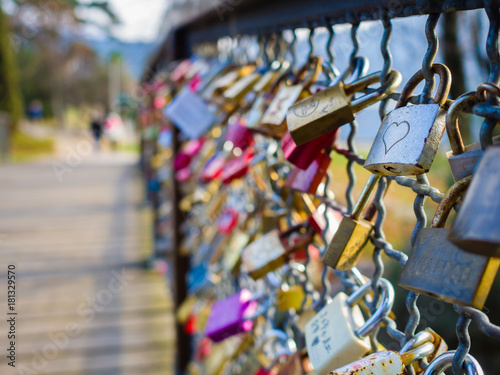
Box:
[225, 119, 254, 150]
[204, 289, 257, 343]
[174, 138, 205, 171]
[176, 167, 191, 183]
[281, 129, 337, 170]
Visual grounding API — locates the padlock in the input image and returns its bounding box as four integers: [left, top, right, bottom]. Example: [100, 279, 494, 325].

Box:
[399, 175, 500, 309]
[164, 86, 217, 139]
[223, 72, 262, 103]
[276, 264, 308, 311]
[202, 65, 252, 100]
[305, 278, 394, 375]
[309, 203, 343, 243]
[221, 231, 250, 274]
[224, 119, 254, 150]
[449, 146, 500, 257]
[281, 128, 338, 170]
[241, 230, 288, 280]
[204, 289, 257, 342]
[444, 84, 500, 180]
[330, 333, 435, 375]
[285, 151, 332, 195]
[220, 148, 254, 185]
[199, 154, 226, 183]
[445, 91, 485, 181]
[204, 333, 254, 375]
[174, 138, 205, 171]
[241, 227, 313, 280]
[243, 69, 292, 132]
[177, 295, 198, 324]
[423, 351, 484, 375]
[239, 329, 290, 374]
[287, 70, 401, 145]
[322, 174, 381, 271]
[364, 64, 451, 175]
[260, 57, 323, 137]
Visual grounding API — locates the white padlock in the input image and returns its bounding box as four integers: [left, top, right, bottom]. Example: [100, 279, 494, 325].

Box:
[305, 278, 394, 375]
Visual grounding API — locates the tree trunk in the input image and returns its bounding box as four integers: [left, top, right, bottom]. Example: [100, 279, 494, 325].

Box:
[0, 0, 23, 140]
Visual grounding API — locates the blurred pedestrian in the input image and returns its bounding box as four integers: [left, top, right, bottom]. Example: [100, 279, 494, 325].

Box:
[90, 115, 103, 150]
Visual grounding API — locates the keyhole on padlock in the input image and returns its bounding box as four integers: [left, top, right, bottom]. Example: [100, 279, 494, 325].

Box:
[383, 165, 400, 174]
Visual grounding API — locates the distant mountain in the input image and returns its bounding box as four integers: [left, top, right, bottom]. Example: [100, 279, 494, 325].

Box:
[85, 37, 156, 79]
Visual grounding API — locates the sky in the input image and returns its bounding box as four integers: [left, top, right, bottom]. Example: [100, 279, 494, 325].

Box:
[79, 0, 169, 43]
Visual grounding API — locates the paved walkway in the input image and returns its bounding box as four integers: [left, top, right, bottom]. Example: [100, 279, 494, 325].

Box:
[0, 148, 175, 375]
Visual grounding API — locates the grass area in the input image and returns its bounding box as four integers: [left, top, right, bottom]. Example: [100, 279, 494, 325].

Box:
[114, 142, 140, 153]
[9, 131, 55, 162]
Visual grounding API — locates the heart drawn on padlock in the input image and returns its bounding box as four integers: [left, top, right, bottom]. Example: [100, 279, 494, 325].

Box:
[382, 121, 410, 154]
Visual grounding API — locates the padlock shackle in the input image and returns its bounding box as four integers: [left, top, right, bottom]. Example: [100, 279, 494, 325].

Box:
[446, 92, 482, 156]
[280, 262, 307, 286]
[347, 278, 395, 338]
[423, 352, 484, 375]
[350, 174, 381, 220]
[430, 175, 472, 229]
[399, 330, 433, 355]
[349, 70, 402, 113]
[267, 68, 294, 95]
[396, 63, 451, 108]
[290, 56, 323, 88]
[335, 56, 369, 85]
[401, 342, 436, 366]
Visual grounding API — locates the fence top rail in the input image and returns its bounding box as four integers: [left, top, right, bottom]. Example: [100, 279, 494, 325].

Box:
[144, 0, 493, 81]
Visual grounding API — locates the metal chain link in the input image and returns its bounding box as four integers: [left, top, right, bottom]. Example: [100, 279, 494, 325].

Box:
[420, 13, 440, 104]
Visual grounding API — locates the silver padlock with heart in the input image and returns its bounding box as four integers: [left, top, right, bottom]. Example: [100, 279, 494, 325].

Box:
[364, 64, 451, 176]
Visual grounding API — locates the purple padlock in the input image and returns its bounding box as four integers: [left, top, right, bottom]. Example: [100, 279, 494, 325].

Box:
[204, 289, 257, 342]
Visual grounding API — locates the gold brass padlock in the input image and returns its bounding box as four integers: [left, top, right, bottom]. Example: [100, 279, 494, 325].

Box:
[276, 264, 311, 311]
[287, 70, 402, 145]
[322, 174, 382, 271]
[399, 175, 500, 309]
[260, 57, 323, 137]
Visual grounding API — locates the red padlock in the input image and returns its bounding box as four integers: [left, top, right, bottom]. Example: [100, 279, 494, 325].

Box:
[285, 151, 331, 195]
[220, 148, 254, 185]
[199, 154, 226, 183]
[217, 208, 239, 235]
[281, 129, 337, 170]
